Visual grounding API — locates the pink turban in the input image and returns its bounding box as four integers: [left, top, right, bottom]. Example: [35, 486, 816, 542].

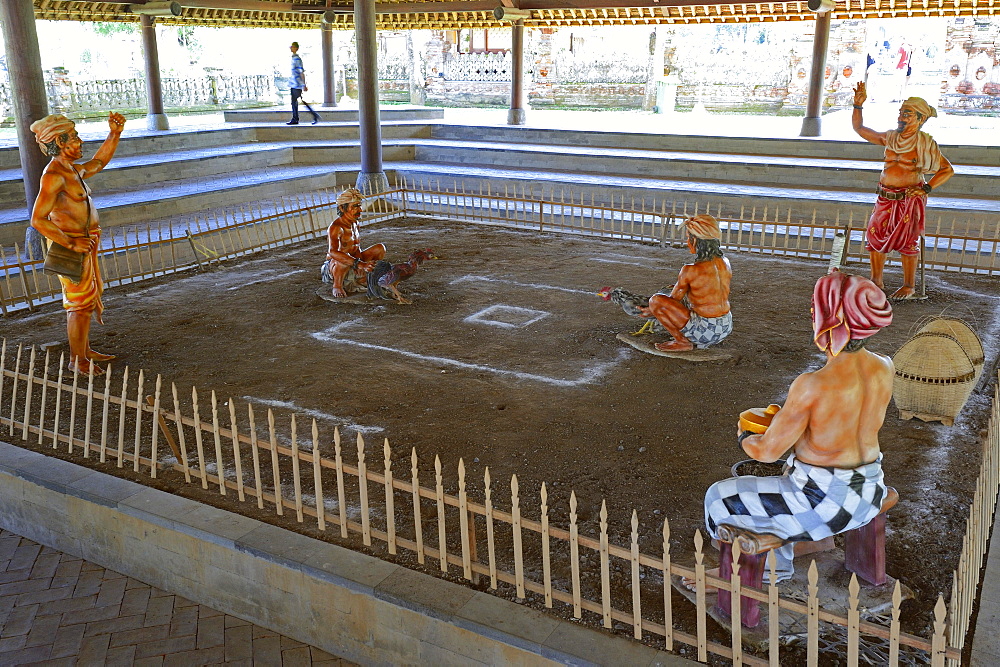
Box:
[684, 214, 722, 241]
[811, 271, 892, 355]
[29, 114, 76, 155]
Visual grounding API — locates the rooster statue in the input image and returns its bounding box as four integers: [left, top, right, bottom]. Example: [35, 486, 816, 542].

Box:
[367, 249, 438, 304]
[597, 286, 666, 335]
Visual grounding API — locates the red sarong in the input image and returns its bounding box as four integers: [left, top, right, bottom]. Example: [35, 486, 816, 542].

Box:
[864, 185, 924, 257]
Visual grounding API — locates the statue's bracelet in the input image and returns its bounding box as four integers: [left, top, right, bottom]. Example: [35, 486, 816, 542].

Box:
[738, 430, 756, 447]
[853, 104, 863, 109]
[921, 183, 932, 194]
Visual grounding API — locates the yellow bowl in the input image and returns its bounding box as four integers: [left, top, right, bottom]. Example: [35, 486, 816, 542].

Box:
[739, 404, 782, 434]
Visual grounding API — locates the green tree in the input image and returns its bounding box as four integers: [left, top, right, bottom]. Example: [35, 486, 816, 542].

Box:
[88, 21, 138, 36]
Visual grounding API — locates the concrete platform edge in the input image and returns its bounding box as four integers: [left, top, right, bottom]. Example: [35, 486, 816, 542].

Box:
[0, 440, 692, 666]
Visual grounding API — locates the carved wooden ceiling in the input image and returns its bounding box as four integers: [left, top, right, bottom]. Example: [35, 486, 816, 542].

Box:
[32, 0, 1000, 29]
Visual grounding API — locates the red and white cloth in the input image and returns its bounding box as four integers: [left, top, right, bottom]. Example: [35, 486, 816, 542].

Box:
[811, 270, 893, 356]
[864, 184, 926, 257]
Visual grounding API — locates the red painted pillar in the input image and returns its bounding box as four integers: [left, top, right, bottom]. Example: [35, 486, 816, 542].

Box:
[800, 11, 832, 137]
[508, 20, 526, 125]
[354, 0, 387, 195]
[322, 22, 338, 108]
[0, 0, 49, 219]
[140, 14, 170, 130]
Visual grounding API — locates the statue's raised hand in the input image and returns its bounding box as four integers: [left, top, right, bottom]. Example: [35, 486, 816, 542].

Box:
[853, 81, 867, 107]
[108, 112, 126, 133]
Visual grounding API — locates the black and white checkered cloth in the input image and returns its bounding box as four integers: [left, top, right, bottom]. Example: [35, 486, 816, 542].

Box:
[681, 311, 733, 348]
[705, 453, 886, 581]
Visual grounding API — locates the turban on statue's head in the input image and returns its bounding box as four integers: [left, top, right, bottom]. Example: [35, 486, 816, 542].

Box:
[683, 214, 722, 241]
[811, 270, 893, 356]
[336, 187, 363, 207]
[29, 114, 76, 155]
[901, 97, 937, 122]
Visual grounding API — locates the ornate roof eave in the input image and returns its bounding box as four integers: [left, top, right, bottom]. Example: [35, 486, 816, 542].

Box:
[32, 0, 1000, 29]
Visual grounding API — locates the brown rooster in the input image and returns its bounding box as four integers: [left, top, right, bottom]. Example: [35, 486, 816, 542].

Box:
[367, 249, 438, 304]
[597, 286, 666, 335]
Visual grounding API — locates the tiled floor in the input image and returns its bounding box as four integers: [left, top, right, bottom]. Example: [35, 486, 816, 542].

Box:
[0, 529, 353, 666]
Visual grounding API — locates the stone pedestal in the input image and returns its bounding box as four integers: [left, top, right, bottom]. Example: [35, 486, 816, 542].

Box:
[146, 113, 170, 131]
[800, 116, 822, 137]
[507, 108, 526, 125]
[356, 171, 389, 197]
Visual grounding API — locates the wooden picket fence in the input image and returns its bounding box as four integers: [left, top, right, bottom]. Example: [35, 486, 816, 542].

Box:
[947, 381, 1000, 662]
[2, 179, 998, 317]
[394, 175, 1000, 276]
[1, 338, 984, 665]
[0, 188, 405, 316]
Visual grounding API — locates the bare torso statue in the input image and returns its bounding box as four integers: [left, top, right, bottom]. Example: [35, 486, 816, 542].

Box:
[640, 214, 733, 351]
[29, 113, 125, 375]
[703, 271, 894, 583]
[320, 188, 386, 297]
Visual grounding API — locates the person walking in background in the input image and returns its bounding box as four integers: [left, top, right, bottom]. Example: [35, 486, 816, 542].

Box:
[287, 41, 320, 125]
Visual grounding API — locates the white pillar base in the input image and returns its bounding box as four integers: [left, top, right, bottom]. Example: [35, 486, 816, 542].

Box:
[356, 171, 389, 196]
[146, 113, 170, 131]
[799, 116, 821, 137]
[507, 108, 526, 125]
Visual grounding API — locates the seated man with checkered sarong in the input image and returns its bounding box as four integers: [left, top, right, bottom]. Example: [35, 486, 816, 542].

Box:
[638, 214, 733, 352]
[703, 270, 895, 592]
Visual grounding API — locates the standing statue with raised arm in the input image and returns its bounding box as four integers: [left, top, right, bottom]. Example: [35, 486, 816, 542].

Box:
[30, 113, 125, 376]
[852, 82, 954, 300]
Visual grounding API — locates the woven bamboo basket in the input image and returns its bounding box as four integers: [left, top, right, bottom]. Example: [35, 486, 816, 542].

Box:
[917, 317, 984, 382]
[893, 332, 977, 426]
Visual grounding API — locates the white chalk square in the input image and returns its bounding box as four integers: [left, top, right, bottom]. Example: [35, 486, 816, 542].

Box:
[463, 305, 549, 329]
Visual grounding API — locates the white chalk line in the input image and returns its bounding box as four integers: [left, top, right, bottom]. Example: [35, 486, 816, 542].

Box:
[311, 320, 629, 387]
[121, 247, 311, 297]
[240, 396, 383, 434]
[449, 275, 595, 296]
[119, 282, 172, 299]
[589, 256, 660, 268]
[227, 269, 305, 291]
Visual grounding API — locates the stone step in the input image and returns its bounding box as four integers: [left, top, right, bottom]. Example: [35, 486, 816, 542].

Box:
[252, 122, 432, 143]
[19, 131, 966, 204]
[407, 140, 1000, 198]
[427, 123, 1000, 167]
[0, 162, 366, 246]
[223, 106, 445, 123]
[6, 120, 996, 250]
[0, 126, 259, 170]
[0, 141, 417, 207]
[0, 122, 430, 170]
[392, 161, 1000, 227]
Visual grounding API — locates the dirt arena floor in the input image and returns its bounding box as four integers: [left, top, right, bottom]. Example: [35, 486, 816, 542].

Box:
[5, 216, 998, 650]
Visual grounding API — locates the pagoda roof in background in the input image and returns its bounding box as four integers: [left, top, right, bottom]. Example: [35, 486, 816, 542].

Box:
[31, 0, 1000, 29]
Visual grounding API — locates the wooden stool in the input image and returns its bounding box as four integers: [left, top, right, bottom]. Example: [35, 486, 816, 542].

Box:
[845, 487, 898, 586]
[714, 525, 784, 628]
[715, 486, 898, 627]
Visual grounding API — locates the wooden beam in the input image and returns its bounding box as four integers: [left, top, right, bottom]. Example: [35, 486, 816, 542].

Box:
[133, 0, 784, 12]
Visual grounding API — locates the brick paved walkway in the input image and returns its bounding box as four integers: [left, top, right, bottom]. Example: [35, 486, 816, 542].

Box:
[0, 530, 353, 666]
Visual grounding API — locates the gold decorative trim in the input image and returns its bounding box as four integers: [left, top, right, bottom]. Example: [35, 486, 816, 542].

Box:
[32, 0, 1000, 28]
